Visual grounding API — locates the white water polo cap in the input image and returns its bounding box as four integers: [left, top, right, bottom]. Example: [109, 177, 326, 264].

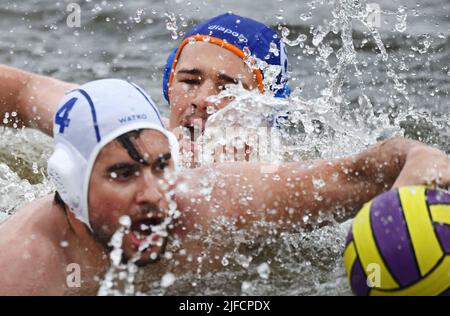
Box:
[47, 79, 179, 230]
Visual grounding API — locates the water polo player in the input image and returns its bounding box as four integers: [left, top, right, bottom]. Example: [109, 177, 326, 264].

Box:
[0, 79, 449, 295]
[162, 12, 290, 133]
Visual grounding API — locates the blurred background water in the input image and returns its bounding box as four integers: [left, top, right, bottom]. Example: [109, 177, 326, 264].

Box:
[0, 0, 449, 295]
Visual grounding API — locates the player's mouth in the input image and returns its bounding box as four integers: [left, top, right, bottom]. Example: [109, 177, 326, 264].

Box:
[129, 216, 165, 249]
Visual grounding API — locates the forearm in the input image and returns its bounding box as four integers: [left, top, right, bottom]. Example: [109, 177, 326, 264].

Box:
[181, 138, 432, 231]
[292, 137, 430, 220]
[220, 137, 429, 227]
[0, 65, 78, 135]
[206, 159, 370, 227]
[351, 137, 427, 189]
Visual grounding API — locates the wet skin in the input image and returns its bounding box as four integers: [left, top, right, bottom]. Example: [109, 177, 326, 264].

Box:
[0, 135, 449, 294]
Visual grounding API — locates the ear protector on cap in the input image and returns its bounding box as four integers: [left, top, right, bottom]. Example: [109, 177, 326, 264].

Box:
[48, 140, 89, 226]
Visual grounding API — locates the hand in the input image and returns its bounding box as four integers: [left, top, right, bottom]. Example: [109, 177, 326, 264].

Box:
[393, 145, 450, 189]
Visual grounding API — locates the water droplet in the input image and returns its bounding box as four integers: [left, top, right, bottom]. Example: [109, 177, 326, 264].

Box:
[299, 12, 312, 21]
[257, 262, 270, 279]
[221, 256, 229, 266]
[269, 42, 279, 57]
[241, 281, 252, 292]
[160, 272, 176, 288]
[134, 9, 144, 23]
[302, 214, 310, 224]
[236, 254, 252, 268]
[395, 6, 408, 33]
[164, 251, 173, 260]
[164, 12, 179, 40]
[312, 177, 326, 189]
[21, 191, 34, 201]
[150, 252, 158, 260]
[313, 192, 323, 201]
[118, 215, 131, 228]
[32, 162, 39, 174]
[110, 248, 123, 266]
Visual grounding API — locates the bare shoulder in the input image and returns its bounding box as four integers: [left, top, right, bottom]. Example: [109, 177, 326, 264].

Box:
[0, 195, 68, 295]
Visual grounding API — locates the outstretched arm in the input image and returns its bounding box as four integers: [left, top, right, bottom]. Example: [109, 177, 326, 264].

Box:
[178, 138, 449, 230]
[0, 65, 78, 136]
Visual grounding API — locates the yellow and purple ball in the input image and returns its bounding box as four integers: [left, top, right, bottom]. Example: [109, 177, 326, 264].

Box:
[344, 186, 450, 296]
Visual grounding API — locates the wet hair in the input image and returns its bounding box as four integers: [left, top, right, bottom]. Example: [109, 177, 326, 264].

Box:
[54, 191, 77, 232]
[117, 129, 149, 166]
[54, 191, 66, 209]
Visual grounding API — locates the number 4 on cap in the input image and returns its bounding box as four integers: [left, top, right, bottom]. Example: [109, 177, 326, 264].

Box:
[55, 97, 77, 134]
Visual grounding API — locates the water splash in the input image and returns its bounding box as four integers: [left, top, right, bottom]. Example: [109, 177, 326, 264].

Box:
[176, 1, 442, 169]
[0, 0, 448, 297]
[0, 128, 54, 221]
[164, 12, 187, 40]
[158, 1, 448, 296]
[395, 5, 408, 33]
